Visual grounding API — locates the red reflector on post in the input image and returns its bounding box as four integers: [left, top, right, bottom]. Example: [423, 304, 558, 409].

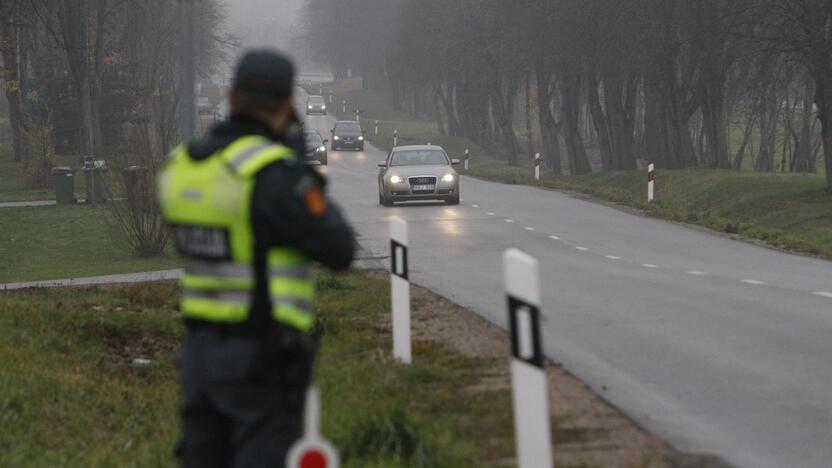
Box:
[299, 449, 327, 468]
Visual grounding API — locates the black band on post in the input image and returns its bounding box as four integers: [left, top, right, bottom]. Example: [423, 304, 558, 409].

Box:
[391, 239, 408, 280]
[508, 295, 543, 368]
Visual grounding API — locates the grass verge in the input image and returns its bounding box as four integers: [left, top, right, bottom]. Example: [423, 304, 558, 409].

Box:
[310, 81, 832, 260]
[0, 204, 179, 283]
[0, 271, 576, 467]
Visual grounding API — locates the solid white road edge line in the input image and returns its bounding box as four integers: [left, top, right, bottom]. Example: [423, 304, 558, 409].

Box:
[549, 235, 560, 240]
[525, 227, 536, 231]
[575, 247, 588, 251]
[813, 291, 832, 298]
[642, 264, 659, 268]
[605, 255, 621, 260]
[686, 271, 707, 275]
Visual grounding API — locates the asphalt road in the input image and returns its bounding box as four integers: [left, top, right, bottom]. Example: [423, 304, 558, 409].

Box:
[300, 90, 832, 468]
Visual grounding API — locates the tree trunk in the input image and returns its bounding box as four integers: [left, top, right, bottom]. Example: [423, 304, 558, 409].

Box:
[1, 1, 31, 162]
[586, 74, 614, 171]
[793, 73, 816, 173]
[561, 73, 591, 175]
[535, 64, 562, 175]
[815, 73, 832, 190]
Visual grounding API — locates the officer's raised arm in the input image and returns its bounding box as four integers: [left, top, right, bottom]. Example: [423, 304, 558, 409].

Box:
[251, 162, 356, 271]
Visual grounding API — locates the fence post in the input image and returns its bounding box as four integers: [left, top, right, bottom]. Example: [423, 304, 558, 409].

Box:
[648, 162, 655, 202]
[534, 153, 541, 182]
[503, 248, 553, 468]
[390, 217, 411, 364]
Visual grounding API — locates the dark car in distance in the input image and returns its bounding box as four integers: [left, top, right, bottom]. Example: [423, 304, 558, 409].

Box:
[330, 120, 364, 151]
[303, 130, 328, 165]
[305, 95, 327, 115]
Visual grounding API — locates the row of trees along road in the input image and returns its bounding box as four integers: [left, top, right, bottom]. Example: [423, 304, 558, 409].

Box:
[300, 0, 832, 189]
[0, 0, 231, 188]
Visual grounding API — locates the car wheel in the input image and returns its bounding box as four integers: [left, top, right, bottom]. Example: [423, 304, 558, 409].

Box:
[445, 195, 460, 205]
[321, 157, 328, 166]
[381, 192, 393, 207]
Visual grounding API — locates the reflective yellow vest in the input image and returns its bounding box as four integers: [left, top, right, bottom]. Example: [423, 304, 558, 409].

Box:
[158, 135, 314, 332]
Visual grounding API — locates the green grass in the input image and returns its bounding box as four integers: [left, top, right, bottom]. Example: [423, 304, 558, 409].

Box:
[0, 271, 564, 467]
[0, 204, 179, 283]
[471, 161, 832, 258]
[312, 81, 832, 260]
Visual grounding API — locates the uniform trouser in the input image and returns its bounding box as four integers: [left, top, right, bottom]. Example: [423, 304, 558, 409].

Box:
[177, 328, 307, 468]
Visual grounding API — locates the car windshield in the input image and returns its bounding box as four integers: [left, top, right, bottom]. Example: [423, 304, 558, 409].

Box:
[335, 122, 361, 133]
[308, 97, 324, 103]
[304, 132, 323, 146]
[390, 150, 449, 166]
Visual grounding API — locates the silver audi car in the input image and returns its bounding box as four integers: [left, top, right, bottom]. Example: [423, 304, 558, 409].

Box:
[378, 145, 460, 206]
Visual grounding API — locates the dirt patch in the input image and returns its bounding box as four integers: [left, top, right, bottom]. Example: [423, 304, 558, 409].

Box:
[369, 270, 729, 468]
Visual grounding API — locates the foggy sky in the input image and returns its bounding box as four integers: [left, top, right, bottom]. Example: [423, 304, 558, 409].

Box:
[224, 0, 304, 51]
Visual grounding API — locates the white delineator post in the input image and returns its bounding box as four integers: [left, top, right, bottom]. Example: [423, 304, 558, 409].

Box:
[390, 217, 411, 364]
[374, 120, 379, 136]
[534, 153, 541, 182]
[286, 386, 340, 468]
[328, 92, 333, 104]
[393, 129, 398, 147]
[647, 162, 655, 202]
[503, 249, 553, 468]
[355, 108, 360, 124]
[464, 148, 470, 171]
[342, 100, 346, 114]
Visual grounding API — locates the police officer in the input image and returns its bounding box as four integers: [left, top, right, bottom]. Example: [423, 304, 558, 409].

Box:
[158, 49, 355, 467]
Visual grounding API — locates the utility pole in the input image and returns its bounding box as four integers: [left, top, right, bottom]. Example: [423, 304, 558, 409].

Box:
[180, 0, 196, 141]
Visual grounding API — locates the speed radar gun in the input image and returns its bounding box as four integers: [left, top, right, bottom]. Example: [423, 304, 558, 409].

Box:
[534, 153, 541, 182]
[390, 217, 412, 364]
[647, 163, 655, 202]
[286, 386, 340, 468]
[503, 249, 554, 468]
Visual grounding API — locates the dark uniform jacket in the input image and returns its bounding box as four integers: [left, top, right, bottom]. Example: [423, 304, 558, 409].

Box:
[186, 114, 355, 333]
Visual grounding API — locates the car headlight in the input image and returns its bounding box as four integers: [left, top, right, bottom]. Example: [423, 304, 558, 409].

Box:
[389, 175, 404, 184]
[358, 136, 364, 141]
[318, 145, 326, 152]
[333, 136, 339, 140]
[441, 173, 455, 182]
[321, 105, 326, 110]
[307, 105, 313, 109]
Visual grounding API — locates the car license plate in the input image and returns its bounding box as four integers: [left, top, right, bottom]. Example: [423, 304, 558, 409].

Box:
[413, 184, 434, 191]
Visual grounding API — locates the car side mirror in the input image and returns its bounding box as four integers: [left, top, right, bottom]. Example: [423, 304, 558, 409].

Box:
[378, 161, 387, 168]
[451, 159, 461, 165]
[323, 139, 329, 144]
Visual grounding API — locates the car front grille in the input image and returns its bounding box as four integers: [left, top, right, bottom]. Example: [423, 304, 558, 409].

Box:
[409, 176, 437, 194]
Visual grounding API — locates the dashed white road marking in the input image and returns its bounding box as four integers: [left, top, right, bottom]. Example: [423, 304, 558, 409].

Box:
[575, 247, 588, 251]
[741, 279, 766, 285]
[813, 291, 832, 298]
[642, 264, 659, 268]
[525, 227, 536, 231]
[605, 255, 621, 260]
[505, 219, 515, 223]
[549, 235, 560, 240]
[472, 204, 480, 208]
[686, 271, 707, 276]
[487, 212, 495, 216]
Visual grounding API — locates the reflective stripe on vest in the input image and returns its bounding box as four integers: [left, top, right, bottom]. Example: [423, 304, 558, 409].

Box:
[159, 137, 316, 331]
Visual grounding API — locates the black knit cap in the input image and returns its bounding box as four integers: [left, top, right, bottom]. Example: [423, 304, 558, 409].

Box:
[233, 49, 295, 99]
